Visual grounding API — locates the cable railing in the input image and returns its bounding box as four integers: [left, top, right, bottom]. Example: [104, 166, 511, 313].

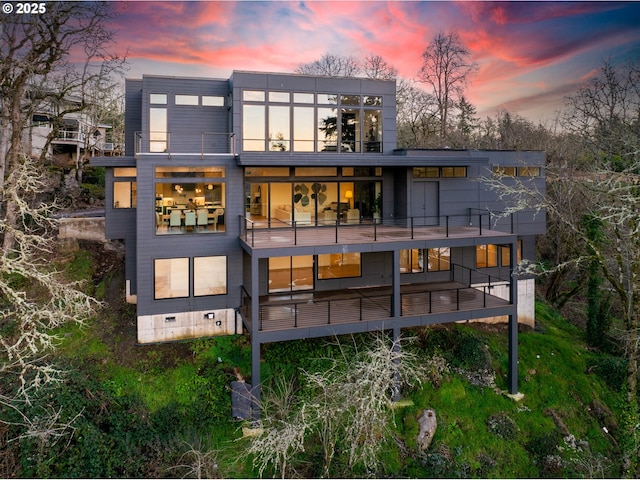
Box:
[239, 263, 512, 333]
[239, 211, 516, 248]
[134, 131, 236, 156]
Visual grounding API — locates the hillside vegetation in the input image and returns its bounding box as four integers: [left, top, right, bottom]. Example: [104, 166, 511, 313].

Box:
[1, 242, 624, 478]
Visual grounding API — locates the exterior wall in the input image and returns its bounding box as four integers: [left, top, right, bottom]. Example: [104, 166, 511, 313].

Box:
[140, 75, 230, 154]
[133, 154, 240, 320]
[137, 307, 239, 344]
[125, 79, 142, 156]
[472, 278, 536, 328]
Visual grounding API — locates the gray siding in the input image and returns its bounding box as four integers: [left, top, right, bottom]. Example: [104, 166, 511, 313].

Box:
[125, 79, 142, 156]
[140, 76, 230, 154]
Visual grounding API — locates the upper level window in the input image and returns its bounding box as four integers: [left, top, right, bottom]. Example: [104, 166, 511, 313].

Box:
[242, 89, 383, 153]
[518, 166, 541, 177]
[341, 95, 361, 106]
[243, 105, 265, 151]
[202, 96, 225, 106]
[476, 244, 498, 268]
[175, 95, 199, 105]
[493, 166, 517, 176]
[149, 107, 167, 152]
[442, 167, 467, 177]
[493, 165, 541, 177]
[317, 94, 338, 105]
[243, 90, 265, 102]
[364, 96, 382, 106]
[150, 94, 167, 104]
[114, 167, 137, 177]
[413, 166, 466, 178]
[269, 91, 290, 103]
[293, 93, 314, 104]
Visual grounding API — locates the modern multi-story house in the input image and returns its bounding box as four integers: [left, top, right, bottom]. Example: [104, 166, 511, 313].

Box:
[93, 71, 545, 415]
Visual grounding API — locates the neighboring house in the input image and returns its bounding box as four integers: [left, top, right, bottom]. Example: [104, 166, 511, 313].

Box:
[28, 97, 117, 165]
[92, 71, 546, 416]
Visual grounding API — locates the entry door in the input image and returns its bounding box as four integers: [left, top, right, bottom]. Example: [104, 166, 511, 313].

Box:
[412, 182, 439, 226]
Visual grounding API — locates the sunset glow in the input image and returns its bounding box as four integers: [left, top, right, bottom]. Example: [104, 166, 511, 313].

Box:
[109, 1, 640, 121]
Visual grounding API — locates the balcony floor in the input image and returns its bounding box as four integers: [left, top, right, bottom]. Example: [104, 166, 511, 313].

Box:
[246, 281, 510, 334]
[240, 220, 511, 250]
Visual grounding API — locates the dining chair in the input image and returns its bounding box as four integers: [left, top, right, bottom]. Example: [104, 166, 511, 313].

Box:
[184, 211, 196, 230]
[197, 209, 208, 231]
[169, 211, 182, 230]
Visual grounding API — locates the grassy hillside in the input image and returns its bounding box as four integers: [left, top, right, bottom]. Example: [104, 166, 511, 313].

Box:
[2, 244, 624, 478]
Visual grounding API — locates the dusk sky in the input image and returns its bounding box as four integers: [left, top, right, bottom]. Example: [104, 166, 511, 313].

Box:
[108, 1, 640, 122]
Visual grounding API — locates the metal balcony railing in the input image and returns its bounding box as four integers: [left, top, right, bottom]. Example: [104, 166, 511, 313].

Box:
[240, 211, 519, 248]
[134, 131, 236, 156]
[53, 130, 85, 142]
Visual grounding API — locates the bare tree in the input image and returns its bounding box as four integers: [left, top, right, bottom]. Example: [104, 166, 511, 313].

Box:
[1, 1, 125, 250]
[362, 54, 398, 80]
[244, 334, 444, 478]
[418, 30, 478, 146]
[396, 80, 438, 148]
[0, 1, 114, 445]
[295, 53, 362, 77]
[483, 58, 640, 478]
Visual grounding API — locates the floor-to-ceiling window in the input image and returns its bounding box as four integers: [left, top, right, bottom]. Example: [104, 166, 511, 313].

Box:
[244, 167, 382, 226]
[269, 256, 314, 293]
[240, 90, 383, 154]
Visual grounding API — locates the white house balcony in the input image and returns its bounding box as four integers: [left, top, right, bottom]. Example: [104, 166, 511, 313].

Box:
[52, 129, 85, 144]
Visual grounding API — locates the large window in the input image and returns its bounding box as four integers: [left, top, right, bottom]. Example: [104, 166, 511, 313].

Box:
[400, 248, 450, 273]
[194, 256, 227, 296]
[500, 241, 523, 267]
[317, 253, 361, 279]
[149, 107, 167, 152]
[243, 105, 265, 151]
[113, 181, 137, 208]
[476, 244, 498, 268]
[269, 256, 313, 293]
[269, 106, 290, 151]
[241, 89, 383, 153]
[155, 258, 189, 299]
[245, 179, 381, 224]
[155, 256, 227, 299]
[113, 168, 137, 209]
[155, 167, 225, 235]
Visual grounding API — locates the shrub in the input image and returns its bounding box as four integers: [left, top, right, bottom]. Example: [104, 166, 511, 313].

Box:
[588, 355, 628, 391]
[487, 412, 517, 439]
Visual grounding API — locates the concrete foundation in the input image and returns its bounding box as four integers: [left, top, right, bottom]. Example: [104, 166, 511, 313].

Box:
[137, 307, 238, 344]
[472, 278, 536, 328]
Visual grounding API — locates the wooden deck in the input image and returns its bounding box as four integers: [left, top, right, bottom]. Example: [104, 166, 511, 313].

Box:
[240, 218, 512, 250]
[243, 281, 510, 333]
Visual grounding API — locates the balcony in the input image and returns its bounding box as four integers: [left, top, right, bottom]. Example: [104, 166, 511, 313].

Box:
[135, 131, 236, 156]
[53, 129, 85, 143]
[240, 264, 512, 336]
[239, 211, 517, 250]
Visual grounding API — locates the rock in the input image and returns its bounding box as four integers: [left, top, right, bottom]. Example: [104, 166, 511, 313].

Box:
[417, 409, 437, 451]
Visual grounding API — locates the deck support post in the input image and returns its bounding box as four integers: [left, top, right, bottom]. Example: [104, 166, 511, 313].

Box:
[392, 250, 401, 317]
[507, 238, 519, 395]
[250, 255, 261, 420]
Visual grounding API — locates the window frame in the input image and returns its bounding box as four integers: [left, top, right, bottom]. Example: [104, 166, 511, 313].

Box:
[154, 257, 190, 299]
